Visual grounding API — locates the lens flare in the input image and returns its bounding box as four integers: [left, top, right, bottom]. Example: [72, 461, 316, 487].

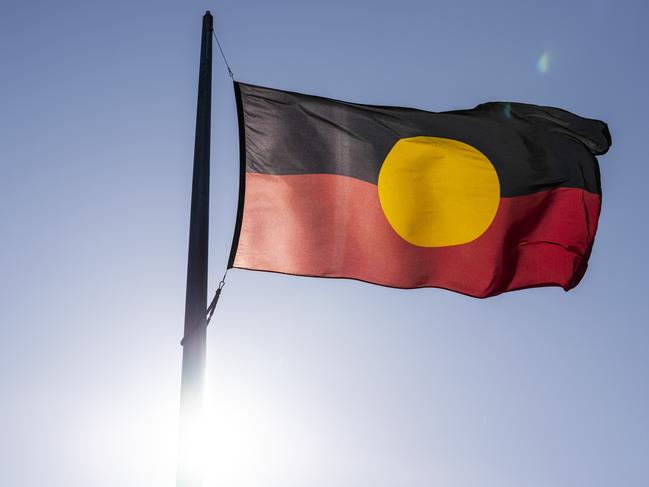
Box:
[502, 102, 512, 119]
[537, 52, 550, 75]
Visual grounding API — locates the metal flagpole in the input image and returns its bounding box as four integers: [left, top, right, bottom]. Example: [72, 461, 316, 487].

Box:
[177, 10, 212, 487]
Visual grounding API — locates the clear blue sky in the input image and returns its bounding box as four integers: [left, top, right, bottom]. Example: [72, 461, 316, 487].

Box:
[1, 1, 648, 486]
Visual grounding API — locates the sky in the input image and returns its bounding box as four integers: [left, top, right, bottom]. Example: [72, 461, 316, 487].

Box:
[1, 1, 648, 486]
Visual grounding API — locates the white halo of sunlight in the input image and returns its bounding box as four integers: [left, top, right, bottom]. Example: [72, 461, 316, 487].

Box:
[201, 367, 338, 487]
[78, 388, 179, 486]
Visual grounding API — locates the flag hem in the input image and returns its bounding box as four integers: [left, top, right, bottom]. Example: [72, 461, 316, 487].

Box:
[227, 80, 247, 269]
[228, 265, 584, 299]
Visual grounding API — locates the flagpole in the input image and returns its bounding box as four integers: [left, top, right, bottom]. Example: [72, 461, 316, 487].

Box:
[177, 10, 212, 487]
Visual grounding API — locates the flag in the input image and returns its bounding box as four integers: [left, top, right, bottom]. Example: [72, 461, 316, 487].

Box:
[228, 82, 611, 298]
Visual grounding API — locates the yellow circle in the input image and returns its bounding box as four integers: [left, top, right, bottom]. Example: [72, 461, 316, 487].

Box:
[378, 136, 500, 247]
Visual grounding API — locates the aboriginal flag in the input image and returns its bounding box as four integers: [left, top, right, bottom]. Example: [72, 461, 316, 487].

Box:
[228, 82, 611, 298]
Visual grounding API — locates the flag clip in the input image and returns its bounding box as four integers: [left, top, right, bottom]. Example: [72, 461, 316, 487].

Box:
[206, 272, 227, 325]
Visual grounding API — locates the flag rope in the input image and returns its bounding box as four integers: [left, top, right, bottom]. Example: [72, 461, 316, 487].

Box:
[212, 29, 234, 78]
[206, 270, 228, 325]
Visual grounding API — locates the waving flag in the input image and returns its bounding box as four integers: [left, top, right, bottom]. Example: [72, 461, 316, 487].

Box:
[228, 82, 610, 297]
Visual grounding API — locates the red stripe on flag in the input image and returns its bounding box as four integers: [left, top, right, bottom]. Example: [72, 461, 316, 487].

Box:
[233, 173, 600, 297]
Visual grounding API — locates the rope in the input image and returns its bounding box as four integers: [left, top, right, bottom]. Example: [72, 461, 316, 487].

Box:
[206, 270, 228, 325]
[212, 29, 234, 78]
